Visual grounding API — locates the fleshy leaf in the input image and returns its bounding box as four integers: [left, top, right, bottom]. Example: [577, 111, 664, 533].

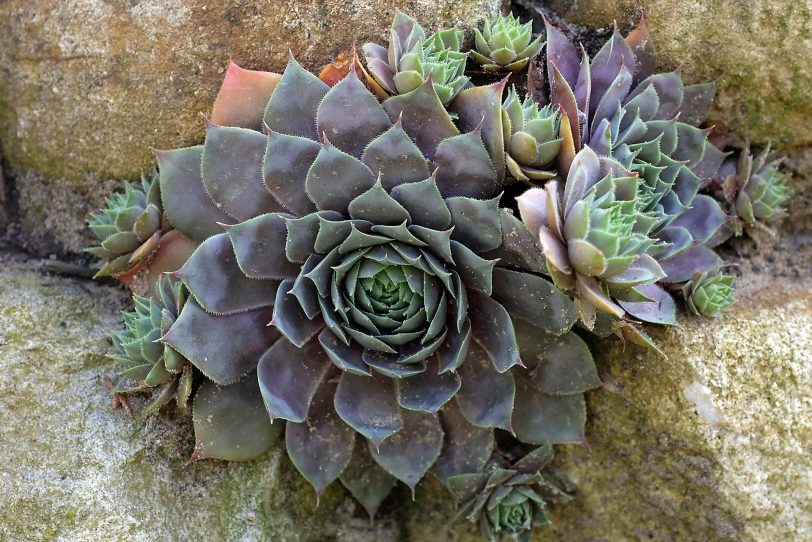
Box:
[286, 378, 355, 495]
[512, 378, 586, 445]
[273, 278, 325, 347]
[618, 283, 677, 325]
[211, 61, 282, 129]
[456, 341, 515, 430]
[227, 213, 300, 279]
[348, 181, 411, 225]
[334, 371, 403, 445]
[467, 289, 519, 372]
[305, 144, 377, 215]
[369, 409, 443, 491]
[446, 196, 502, 252]
[263, 132, 320, 217]
[257, 335, 331, 422]
[201, 126, 284, 221]
[340, 440, 398, 519]
[660, 245, 723, 283]
[362, 122, 431, 190]
[434, 132, 497, 199]
[316, 70, 392, 158]
[432, 400, 494, 485]
[397, 369, 461, 413]
[192, 373, 282, 462]
[264, 57, 329, 140]
[490, 268, 577, 335]
[178, 234, 277, 315]
[156, 146, 232, 243]
[384, 78, 460, 159]
[163, 300, 277, 385]
[525, 330, 600, 395]
[390, 178, 452, 230]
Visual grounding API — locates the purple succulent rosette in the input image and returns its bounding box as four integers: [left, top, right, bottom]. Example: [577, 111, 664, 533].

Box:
[152, 56, 600, 510]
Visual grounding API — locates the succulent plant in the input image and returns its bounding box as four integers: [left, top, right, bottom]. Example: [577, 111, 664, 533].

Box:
[449, 444, 569, 542]
[503, 86, 562, 183]
[472, 13, 543, 73]
[150, 52, 601, 503]
[535, 16, 734, 326]
[110, 274, 194, 415]
[517, 147, 667, 325]
[87, 170, 165, 278]
[709, 142, 789, 238]
[363, 11, 469, 105]
[682, 270, 736, 318]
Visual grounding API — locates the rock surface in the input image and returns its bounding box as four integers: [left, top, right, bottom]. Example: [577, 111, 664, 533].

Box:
[539, 0, 812, 149]
[0, 0, 505, 254]
[1, 248, 810, 541]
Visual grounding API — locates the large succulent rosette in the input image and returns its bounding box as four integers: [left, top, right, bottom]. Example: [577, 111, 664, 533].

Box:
[152, 57, 600, 508]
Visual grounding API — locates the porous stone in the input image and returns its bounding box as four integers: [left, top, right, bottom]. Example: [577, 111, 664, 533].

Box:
[0, 0, 506, 254]
[541, 0, 812, 149]
[2, 249, 809, 541]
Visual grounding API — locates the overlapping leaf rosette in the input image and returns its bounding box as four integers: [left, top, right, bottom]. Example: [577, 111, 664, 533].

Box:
[147, 53, 600, 514]
[515, 16, 742, 338]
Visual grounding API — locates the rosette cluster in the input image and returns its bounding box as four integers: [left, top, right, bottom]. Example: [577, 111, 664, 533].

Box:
[147, 51, 599, 509]
[471, 12, 543, 72]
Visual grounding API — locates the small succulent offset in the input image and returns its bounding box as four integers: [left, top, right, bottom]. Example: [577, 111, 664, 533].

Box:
[87, 170, 165, 279]
[503, 86, 562, 183]
[472, 13, 543, 72]
[449, 444, 569, 542]
[682, 270, 736, 318]
[90, 10, 789, 542]
[709, 143, 790, 238]
[517, 147, 665, 327]
[109, 274, 194, 415]
[363, 11, 469, 105]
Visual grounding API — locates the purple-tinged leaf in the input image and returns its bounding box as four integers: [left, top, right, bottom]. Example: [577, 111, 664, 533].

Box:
[164, 300, 277, 385]
[334, 371, 403, 445]
[544, 17, 580, 90]
[362, 121, 431, 191]
[589, 31, 636, 119]
[316, 69, 392, 158]
[446, 195, 502, 253]
[397, 369, 461, 413]
[263, 131, 320, 217]
[456, 341, 515, 430]
[383, 78, 459, 160]
[390, 178, 452, 230]
[521, 327, 600, 395]
[449, 79, 508, 185]
[286, 378, 355, 495]
[226, 213, 300, 280]
[625, 16, 656, 87]
[467, 289, 519, 372]
[670, 194, 727, 244]
[512, 377, 586, 445]
[177, 233, 277, 315]
[273, 278, 325, 347]
[305, 144, 376, 215]
[201, 126, 285, 221]
[619, 283, 677, 325]
[681, 82, 716, 126]
[369, 409, 443, 492]
[264, 57, 329, 140]
[432, 400, 493, 485]
[156, 146, 233, 243]
[318, 328, 371, 376]
[550, 63, 581, 150]
[659, 245, 723, 283]
[491, 268, 577, 335]
[192, 372, 282, 462]
[211, 61, 281, 130]
[483, 209, 546, 273]
[436, 317, 471, 374]
[257, 334, 331, 423]
[340, 440, 397, 519]
[434, 131, 498, 199]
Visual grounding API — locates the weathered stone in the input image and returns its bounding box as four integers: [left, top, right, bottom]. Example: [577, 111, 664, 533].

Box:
[541, 0, 812, 149]
[405, 273, 812, 542]
[0, 0, 505, 254]
[2, 247, 809, 541]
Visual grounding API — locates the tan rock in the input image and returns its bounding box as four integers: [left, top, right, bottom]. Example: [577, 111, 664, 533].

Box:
[0, 0, 505, 253]
[543, 0, 812, 149]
